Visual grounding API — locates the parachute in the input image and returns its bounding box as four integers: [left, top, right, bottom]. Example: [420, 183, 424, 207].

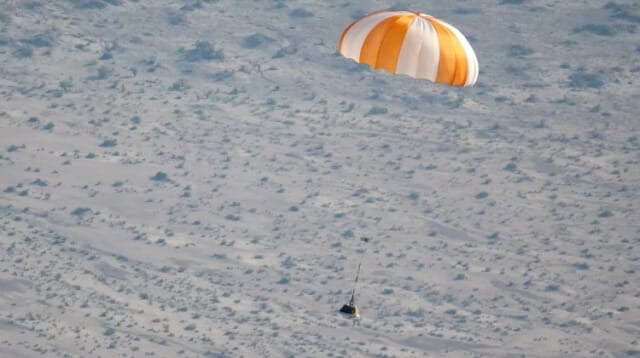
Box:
[338, 11, 478, 87]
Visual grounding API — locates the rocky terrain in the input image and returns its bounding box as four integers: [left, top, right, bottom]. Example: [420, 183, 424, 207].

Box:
[0, 0, 638, 356]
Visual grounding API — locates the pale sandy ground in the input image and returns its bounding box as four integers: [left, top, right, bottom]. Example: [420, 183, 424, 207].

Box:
[0, 1, 639, 357]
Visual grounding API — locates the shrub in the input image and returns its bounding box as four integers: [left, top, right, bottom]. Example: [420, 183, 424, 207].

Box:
[604, 2, 640, 23]
[150, 171, 169, 182]
[242, 34, 272, 49]
[23, 1, 42, 9]
[277, 277, 289, 285]
[0, 12, 10, 27]
[574, 24, 616, 36]
[507, 44, 534, 57]
[504, 162, 517, 172]
[568, 69, 604, 89]
[341, 229, 354, 239]
[366, 106, 387, 116]
[289, 8, 313, 17]
[170, 79, 190, 92]
[59, 79, 73, 92]
[598, 210, 613, 218]
[573, 262, 590, 270]
[31, 179, 47, 187]
[71, 0, 108, 9]
[281, 256, 295, 269]
[272, 45, 297, 59]
[13, 45, 33, 58]
[21, 33, 53, 48]
[183, 41, 223, 62]
[99, 139, 117, 147]
[7, 144, 22, 152]
[544, 284, 559, 292]
[71, 207, 91, 216]
[96, 66, 110, 80]
[167, 12, 186, 26]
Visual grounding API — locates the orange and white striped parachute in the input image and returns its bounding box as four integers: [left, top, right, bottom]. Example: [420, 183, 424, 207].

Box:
[338, 11, 478, 87]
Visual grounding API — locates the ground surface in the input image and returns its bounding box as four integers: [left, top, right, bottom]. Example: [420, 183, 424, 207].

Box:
[0, 0, 639, 357]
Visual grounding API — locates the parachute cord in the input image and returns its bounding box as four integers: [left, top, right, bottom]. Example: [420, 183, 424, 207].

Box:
[350, 262, 361, 305]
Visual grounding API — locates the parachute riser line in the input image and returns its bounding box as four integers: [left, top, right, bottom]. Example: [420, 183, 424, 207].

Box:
[349, 262, 361, 305]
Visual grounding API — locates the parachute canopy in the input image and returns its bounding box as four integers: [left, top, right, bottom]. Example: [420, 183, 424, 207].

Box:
[338, 11, 478, 87]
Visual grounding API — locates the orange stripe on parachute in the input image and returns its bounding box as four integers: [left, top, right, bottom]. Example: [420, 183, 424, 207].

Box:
[359, 14, 414, 74]
[426, 17, 468, 86]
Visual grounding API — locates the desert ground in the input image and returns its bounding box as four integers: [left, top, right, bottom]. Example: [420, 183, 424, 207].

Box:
[0, 1, 639, 357]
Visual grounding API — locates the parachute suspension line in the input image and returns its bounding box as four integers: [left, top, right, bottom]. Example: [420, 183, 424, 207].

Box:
[339, 237, 368, 318]
[349, 262, 361, 305]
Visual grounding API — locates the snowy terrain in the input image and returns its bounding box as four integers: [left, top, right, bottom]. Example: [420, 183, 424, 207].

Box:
[0, 0, 639, 356]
